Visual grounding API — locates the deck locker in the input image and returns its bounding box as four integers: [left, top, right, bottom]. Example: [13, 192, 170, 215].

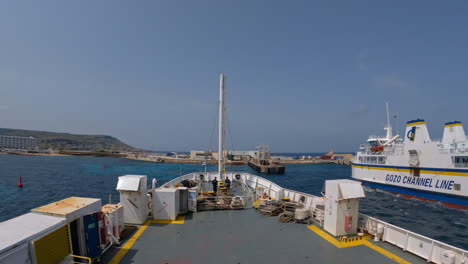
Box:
[116, 175, 148, 224]
[31, 197, 102, 262]
[0, 213, 70, 264]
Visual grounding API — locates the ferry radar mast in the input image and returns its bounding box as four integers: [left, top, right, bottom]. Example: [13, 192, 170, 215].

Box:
[384, 102, 393, 140]
[218, 74, 226, 179]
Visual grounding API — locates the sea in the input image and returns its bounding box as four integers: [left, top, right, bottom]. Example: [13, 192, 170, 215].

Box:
[0, 154, 467, 250]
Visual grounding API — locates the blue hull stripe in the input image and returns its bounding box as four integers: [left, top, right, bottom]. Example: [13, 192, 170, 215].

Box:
[361, 181, 468, 206]
[351, 162, 468, 174]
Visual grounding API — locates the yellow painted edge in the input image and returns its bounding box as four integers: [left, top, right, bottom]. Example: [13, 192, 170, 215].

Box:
[406, 122, 425, 126]
[340, 234, 373, 242]
[70, 254, 92, 264]
[109, 216, 187, 263]
[351, 164, 410, 173]
[307, 225, 412, 264]
[152, 215, 186, 224]
[307, 225, 344, 248]
[363, 241, 412, 264]
[444, 123, 462, 127]
[108, 220, 152, 264]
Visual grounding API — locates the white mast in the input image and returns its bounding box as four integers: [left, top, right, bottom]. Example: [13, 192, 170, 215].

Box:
[384, 102, 393, 139]
[218, 74, 226, 179]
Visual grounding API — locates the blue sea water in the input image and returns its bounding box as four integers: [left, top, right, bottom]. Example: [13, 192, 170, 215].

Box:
[0, 154, 466, 250]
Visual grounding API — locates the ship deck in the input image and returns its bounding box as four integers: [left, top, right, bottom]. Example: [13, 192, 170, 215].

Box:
[103, 209, 426, 264]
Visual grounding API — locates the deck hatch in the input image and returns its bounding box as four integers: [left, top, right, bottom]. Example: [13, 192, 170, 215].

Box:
[338, 182, 365, 200]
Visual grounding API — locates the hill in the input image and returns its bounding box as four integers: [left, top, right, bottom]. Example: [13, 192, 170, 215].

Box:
[0, 128, 136, 151]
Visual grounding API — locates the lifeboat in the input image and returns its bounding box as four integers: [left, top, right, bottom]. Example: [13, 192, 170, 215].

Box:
[370, 145, 384, 152]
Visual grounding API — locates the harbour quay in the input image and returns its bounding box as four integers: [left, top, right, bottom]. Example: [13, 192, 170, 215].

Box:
[125, 149, 353, 166]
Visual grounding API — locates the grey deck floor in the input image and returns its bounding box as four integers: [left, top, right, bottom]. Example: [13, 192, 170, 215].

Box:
[107, 209, 426, 264]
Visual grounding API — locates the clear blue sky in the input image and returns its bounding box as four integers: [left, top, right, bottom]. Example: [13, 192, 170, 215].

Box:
[1, 1, 467, 152]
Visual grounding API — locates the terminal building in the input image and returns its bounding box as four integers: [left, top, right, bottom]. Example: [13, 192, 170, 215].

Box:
[190, 149, 265, 161]
[0, 135, 38, 150]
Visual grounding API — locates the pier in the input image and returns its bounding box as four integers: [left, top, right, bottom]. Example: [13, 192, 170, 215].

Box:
[248, 159, 285, 174]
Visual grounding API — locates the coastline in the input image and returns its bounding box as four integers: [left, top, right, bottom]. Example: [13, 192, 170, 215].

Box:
[0, 151, 352, 165]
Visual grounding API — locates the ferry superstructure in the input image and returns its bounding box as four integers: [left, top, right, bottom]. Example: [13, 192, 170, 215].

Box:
[352, 105, 468, 209]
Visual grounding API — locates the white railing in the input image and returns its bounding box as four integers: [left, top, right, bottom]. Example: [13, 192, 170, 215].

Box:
[359, 214, 468, 264]
[438, 148, 468, 154]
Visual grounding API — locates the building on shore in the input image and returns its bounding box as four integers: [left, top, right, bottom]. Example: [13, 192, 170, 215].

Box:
[190, 150, 218, 160]
[0, 135, 38, 150]
[227, 150, 257, 161]
[191, 148, 275, 162]
[191, 150, 259, 161]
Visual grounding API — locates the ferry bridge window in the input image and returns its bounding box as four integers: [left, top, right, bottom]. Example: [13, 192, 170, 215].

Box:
[361, 156, 386, 164]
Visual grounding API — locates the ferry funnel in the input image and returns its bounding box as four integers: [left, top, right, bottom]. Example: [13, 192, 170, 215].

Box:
[442, 121, 466, 143]
[404, 119, 431, 145]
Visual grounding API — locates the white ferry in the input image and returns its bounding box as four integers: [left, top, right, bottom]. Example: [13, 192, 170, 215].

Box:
[352, 104, 468, 209]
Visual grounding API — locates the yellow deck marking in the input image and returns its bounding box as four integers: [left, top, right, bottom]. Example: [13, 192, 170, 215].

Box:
[108, 220, 152, 264]
[307, 225, 411, 264]
[363, 240, 411, 264]
[109, 216, 186, 264]
[152, 215, 185, 224]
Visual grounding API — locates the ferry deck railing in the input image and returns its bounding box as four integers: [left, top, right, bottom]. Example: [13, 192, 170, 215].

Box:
[359, 145, 404, 156]
[359, 214, 467, 264]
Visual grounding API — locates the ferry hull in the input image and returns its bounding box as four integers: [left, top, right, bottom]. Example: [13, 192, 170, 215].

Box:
[361, 180, 468, 210]
[351, 162, 468, 209]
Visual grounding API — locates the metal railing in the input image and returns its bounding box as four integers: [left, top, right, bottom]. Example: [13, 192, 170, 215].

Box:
[359, 214, 468, 264]
[69, 255, 92, 264]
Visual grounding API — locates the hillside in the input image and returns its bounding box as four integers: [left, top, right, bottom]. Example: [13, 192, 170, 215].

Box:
[0, 128, 136, 151]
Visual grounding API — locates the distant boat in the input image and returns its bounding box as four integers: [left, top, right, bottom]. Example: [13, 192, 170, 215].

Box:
[320, 148, 334, 159]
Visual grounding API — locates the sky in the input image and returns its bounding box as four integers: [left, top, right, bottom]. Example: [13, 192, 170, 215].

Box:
[0, 1, 467, 152]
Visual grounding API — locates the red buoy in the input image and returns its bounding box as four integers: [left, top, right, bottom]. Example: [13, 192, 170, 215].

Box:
[17, 176, 23, 188]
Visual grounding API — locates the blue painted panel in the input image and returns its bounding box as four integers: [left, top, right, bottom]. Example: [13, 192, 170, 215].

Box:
[83, 213, 101, 259]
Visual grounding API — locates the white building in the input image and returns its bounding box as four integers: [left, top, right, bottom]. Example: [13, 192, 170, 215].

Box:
[190, 151, 216, 160]
[0, 135, 38, 150]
